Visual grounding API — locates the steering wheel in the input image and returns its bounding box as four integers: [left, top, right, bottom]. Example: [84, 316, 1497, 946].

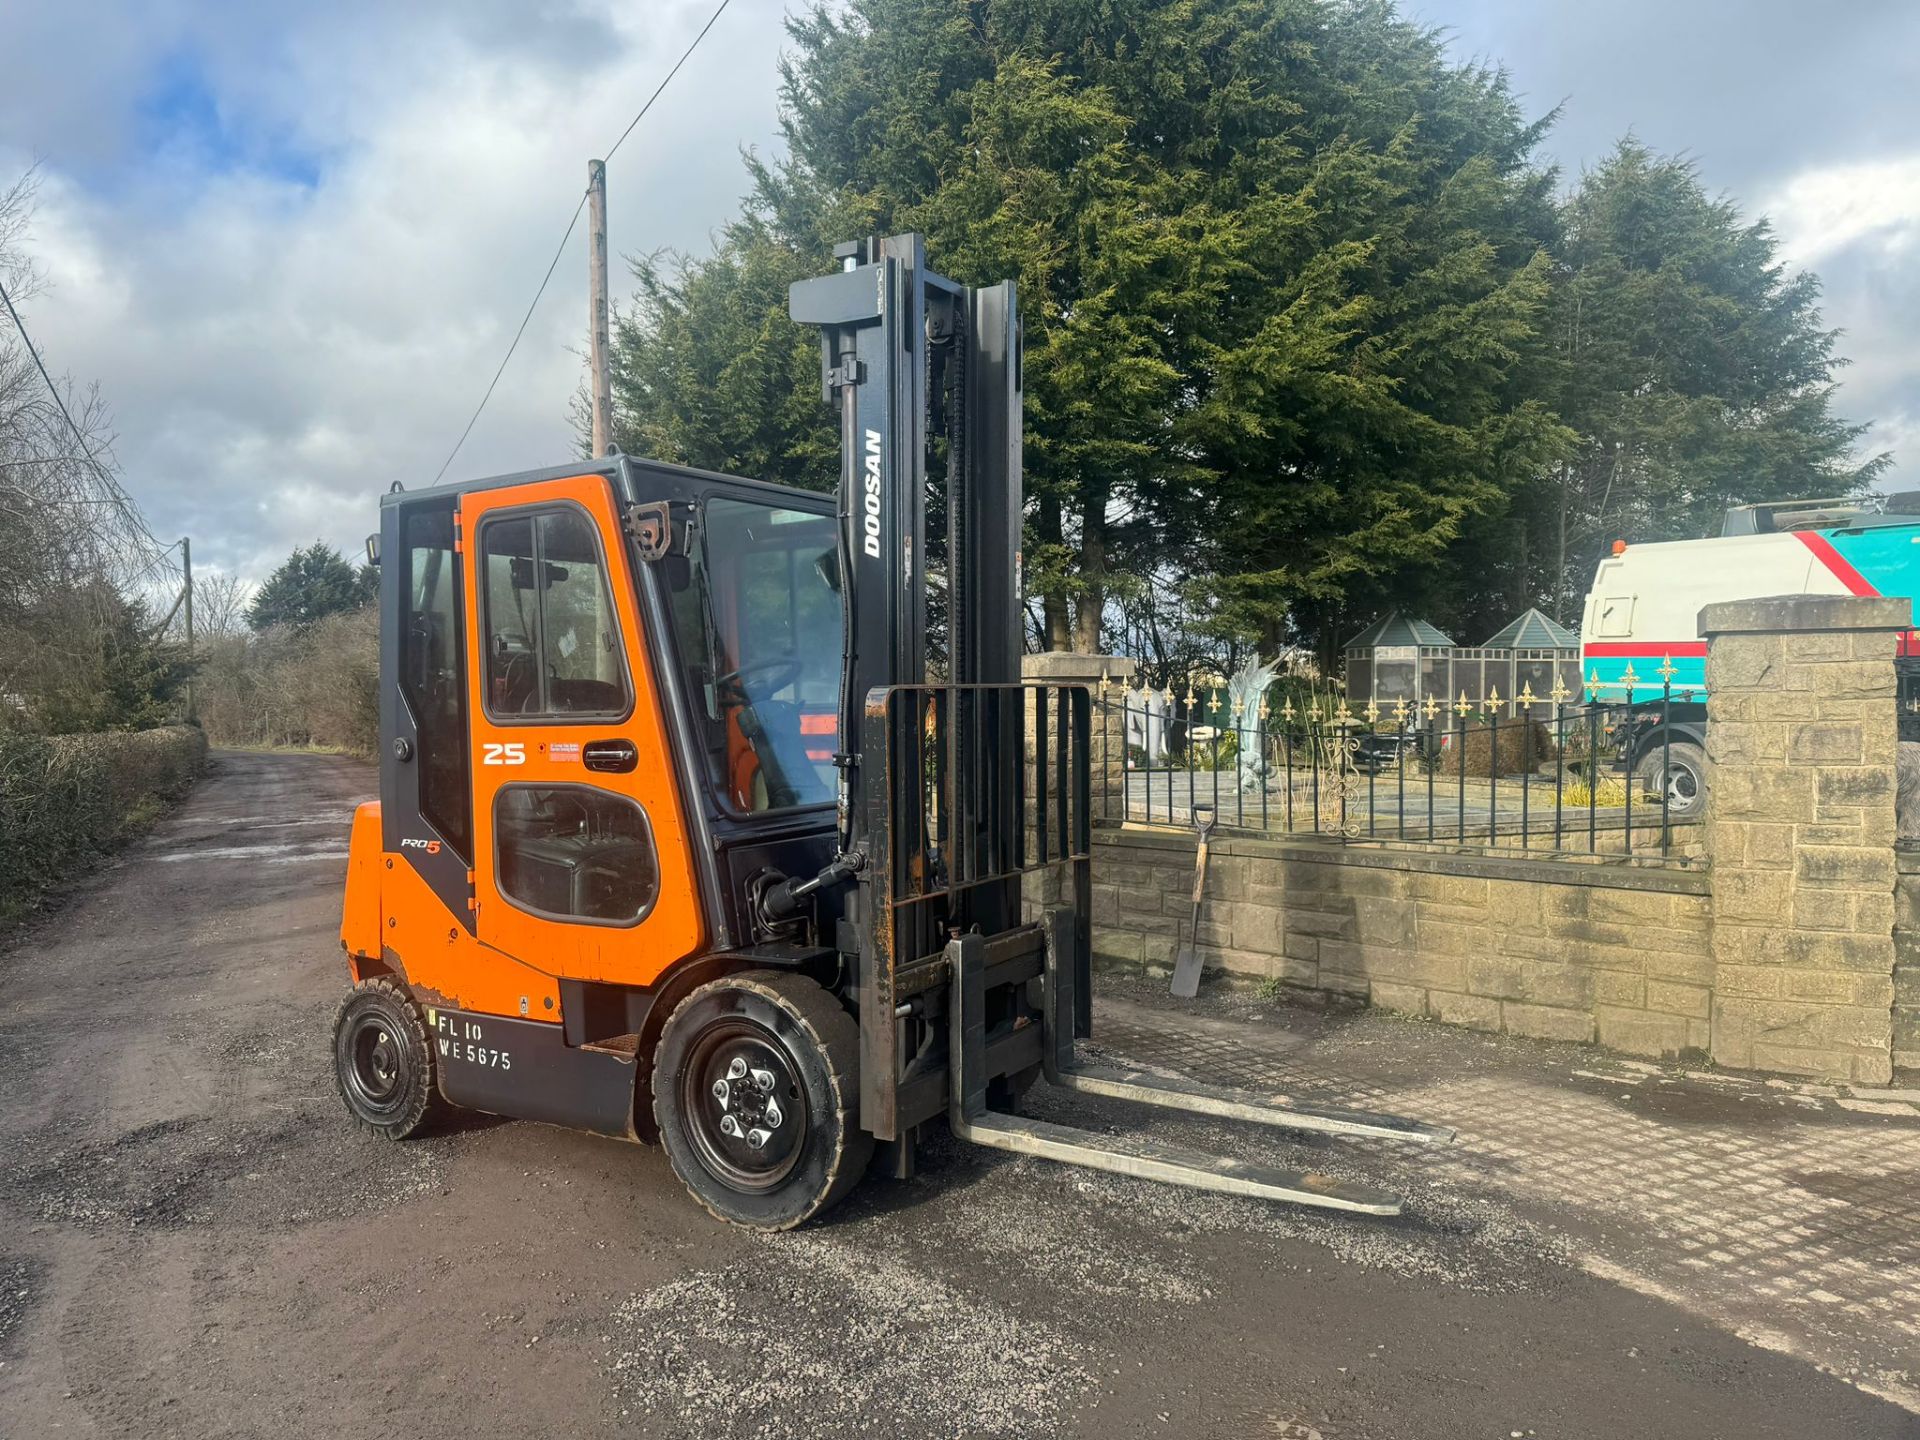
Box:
[717, 655, 803, 699]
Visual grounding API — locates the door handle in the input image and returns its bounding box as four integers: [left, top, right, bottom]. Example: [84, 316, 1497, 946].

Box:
[583, 739, 638, 773]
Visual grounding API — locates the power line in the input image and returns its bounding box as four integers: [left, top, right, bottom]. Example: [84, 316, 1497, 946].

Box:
[604, 0, 734, 166]
[429, 196, 587, 487]
[0, 273, 171, 568]
[430, 0, 735, 486]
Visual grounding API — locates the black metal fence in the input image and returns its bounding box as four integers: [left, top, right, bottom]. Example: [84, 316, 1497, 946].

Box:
[1101, 674, 1701, 857]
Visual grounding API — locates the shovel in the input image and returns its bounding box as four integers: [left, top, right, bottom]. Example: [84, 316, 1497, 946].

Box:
[1169, 803, 1217, 999]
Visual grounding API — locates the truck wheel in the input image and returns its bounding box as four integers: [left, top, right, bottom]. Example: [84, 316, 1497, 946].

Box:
[332, 978, 443, 1140]
[1637, 740, 1708, 821]
[654, 970, 873, 1230]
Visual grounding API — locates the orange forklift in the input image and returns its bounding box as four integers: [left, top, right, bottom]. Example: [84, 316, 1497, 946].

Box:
[334, 234, 1448, 1229]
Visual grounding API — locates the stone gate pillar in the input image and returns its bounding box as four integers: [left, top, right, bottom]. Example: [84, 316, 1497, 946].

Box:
[1021, 651, 1135, 826]
[1701, 595, 1905, 1082]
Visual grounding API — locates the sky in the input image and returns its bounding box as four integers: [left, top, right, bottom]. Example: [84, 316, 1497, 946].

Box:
[2, 0, 1917, 582]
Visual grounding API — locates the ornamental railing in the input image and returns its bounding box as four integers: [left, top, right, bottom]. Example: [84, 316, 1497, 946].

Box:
[1098, 662, 1703, 858]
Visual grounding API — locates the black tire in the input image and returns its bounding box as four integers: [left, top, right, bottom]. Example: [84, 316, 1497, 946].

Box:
[1637, 739, 1709, 821]
[332, 978, 444, 1140]
[653, 970, 872, 1230]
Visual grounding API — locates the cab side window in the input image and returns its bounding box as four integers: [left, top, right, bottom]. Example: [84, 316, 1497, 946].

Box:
[495, 785, 658, 925]
[479, 507, 629, 720]
[401, 502, 471, 857]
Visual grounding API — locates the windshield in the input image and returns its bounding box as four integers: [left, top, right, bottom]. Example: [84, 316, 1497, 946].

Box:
[666, 496, 840, 812]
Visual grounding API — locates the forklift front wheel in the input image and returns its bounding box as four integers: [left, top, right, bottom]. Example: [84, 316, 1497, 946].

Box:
[654, 970, 872, 1230]
[331, 978, 444, 1141]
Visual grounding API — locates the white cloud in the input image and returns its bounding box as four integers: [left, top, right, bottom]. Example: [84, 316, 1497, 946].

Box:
[1760, 153, 1920, 489]
[1, 0, 792, 579]
[1764, 154, 1920, 268]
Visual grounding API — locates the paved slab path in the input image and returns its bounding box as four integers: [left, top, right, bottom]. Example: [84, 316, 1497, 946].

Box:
[0, 750, 1911, 1438]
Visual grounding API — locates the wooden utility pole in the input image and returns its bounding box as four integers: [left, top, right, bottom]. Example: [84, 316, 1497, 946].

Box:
[587, 158, 613, 458]
[181, 536, 197, 723]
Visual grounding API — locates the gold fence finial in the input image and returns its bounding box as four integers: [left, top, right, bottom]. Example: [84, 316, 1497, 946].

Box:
[1656, 653, 1677, 684]
[1619, 661, 1640, 695]
[1550, 673, 1570, 705]
[1454, 690, 1472, 718]
[1486, 684, 1502, 714]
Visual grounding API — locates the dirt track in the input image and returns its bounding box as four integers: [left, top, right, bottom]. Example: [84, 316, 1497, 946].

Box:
[0, 750, 1911, 1438]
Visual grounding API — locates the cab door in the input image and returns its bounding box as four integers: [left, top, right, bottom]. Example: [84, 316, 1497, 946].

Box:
[460, 473, 704, 993]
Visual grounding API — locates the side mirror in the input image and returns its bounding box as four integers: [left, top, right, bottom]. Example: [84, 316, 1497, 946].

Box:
[365, 534, 381, 567]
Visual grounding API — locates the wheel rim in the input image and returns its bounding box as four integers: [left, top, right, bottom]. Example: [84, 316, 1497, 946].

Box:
[343, 1012, 409, 1117]
[680, 1017, 809, 1193]
[1666, 763, 1699, 808]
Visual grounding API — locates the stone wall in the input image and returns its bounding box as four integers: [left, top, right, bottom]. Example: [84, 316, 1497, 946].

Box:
[1061, 596, 1912, 1081]
[1092, 826, 1714, 1059]
[1701, 595, 1904, 1084]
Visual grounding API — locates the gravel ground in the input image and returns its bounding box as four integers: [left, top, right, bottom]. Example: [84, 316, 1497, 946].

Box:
[0, 750, 1911, 1438]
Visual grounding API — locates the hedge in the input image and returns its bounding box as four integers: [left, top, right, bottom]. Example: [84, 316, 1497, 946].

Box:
[0, 725, 208, 917]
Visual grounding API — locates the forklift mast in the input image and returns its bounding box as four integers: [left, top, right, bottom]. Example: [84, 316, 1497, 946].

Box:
[790, 239, 1449, 1197]
[789, 235, 1088, 1142]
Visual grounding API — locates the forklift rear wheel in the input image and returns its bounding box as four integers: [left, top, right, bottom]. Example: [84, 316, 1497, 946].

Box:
[331, 978, 443, 1140]
[654, 970, 872, 1230]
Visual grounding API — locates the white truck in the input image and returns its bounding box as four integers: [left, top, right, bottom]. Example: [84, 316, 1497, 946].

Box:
[1579, 496, 1920, 818]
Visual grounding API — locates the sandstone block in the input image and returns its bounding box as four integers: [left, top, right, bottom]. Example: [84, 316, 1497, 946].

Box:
[1596, 1007, 1695, 1060]
[1714, 870, 1791, 923]
[1794, 845, 1895, 889]
[1783, 632, 1853, 662]
[1468, 955, 1594, 1009]
[1282, 930, 1321, 964]
[1407, 873, 1490, 906]
[1815, 661, 1897, 701]
[1431, 991, 1502, 1031]
[1227, 901, 1285, 950]
[1644, 948, 1715, 986]
[1356, 898, 1417, 948]
[1712, 964, 1782, 999]
[1592, 970, 1647, 1007]
[1502, 1002, 1595, 1044]
[1790, 890, 1855, 932]
[1369, 981, 1429, 1016]
[1281, 905, 1358, 940]
[1778, 971, 1894, 1007]
[1788, 722, 1863, 765]
[1816, 768, 1894, 806]
[1644, 979, 1712, 1019]
[1320, 940, 1463, 992]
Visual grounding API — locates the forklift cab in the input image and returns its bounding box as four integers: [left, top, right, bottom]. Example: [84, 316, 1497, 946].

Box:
[355, 460, 846, 989]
